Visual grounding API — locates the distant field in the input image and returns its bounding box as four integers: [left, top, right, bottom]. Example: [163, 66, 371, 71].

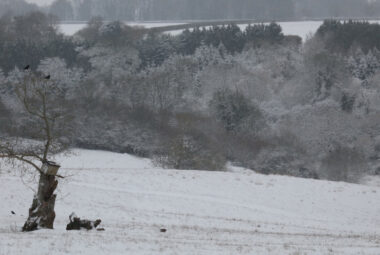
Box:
[58, 22, 187, 36]
[58, 21, 322, 41]
[58, 20, 380, 42]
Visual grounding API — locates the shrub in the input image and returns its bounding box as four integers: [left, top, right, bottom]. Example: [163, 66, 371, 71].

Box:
[0, 99, 10, 133]
[210, 88, 263, 134]
[246, 131, 319, 179]
[155, 133, 226, 171]
[320, 146, 367, 182]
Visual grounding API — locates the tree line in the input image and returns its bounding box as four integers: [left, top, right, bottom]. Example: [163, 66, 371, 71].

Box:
[2, 12, 380, 183]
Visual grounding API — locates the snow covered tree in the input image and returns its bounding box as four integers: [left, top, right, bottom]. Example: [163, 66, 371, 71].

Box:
[347, 49, 380, 86]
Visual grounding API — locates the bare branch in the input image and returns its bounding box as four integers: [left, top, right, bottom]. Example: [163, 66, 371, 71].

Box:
[0, 71, 70, 177]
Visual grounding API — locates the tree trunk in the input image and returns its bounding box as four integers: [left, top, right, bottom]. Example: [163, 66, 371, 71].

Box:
[22, 163, 60, 232]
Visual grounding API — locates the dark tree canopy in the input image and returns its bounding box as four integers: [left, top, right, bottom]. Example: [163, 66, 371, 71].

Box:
[50, 0, 74, 21]
[0, 12, 83, 73]
[316, 20, 380, 53]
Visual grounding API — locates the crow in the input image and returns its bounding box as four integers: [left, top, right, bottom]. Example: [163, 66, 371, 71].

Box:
[11, 211, 15, 215]
[44, 75, 51, 80]
[24, 65, 30, 70]
[160, 228, 167, 233]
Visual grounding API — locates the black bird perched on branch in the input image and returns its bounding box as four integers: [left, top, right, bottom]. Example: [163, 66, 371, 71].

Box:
[24, 65, 30, 70]
[44, 75, 51, 80]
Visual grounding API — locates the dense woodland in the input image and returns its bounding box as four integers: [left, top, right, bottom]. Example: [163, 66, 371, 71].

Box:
[2, 0, 380, 21]
[2, 11, 380, 182]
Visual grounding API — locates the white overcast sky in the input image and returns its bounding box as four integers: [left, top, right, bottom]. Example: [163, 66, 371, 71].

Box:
[25, 0, 54, 6]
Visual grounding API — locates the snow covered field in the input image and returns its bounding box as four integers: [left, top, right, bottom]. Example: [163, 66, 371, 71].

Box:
[58, 22, 186, 36]
[59, 21, 380, 41]
[1, 149, 380, 254]
[58, 21, 321, 40]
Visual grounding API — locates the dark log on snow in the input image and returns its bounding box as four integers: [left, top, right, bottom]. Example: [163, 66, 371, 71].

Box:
[22, 162, 60, 232]
[66, 213, 102, 231]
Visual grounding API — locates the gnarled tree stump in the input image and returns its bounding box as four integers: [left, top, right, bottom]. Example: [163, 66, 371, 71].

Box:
[22, 162, 60, 232]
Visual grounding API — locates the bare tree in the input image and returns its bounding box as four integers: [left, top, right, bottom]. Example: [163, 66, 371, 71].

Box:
[0, 70, 71, 232]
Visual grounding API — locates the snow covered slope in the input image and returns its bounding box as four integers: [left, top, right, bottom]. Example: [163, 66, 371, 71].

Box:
[0, 149, 379, 254]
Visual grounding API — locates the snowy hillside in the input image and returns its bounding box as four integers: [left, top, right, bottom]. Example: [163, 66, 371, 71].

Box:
[0, 149, 380, 254]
